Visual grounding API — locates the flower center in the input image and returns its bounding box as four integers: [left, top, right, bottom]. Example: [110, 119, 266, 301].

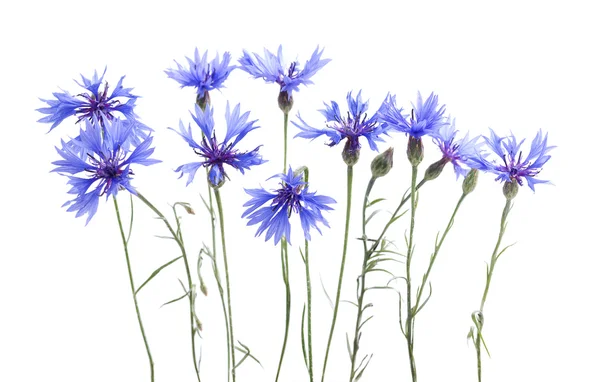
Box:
[273, 182, 302, 217]
[76, 82, 121, 123]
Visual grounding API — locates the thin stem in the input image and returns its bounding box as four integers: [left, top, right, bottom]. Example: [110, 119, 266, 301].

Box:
[404, 165, 419, 382]
[303, 168, 314, 382]
[349, 177, 376, 382]
[475, 198, 512, 382]
[367, 179, 427, 257]
[322, 165, 354, 382]
[275, 241, 291, 382]
[414, 193, 468, 311]
[275, 111, 291, 382]
[214, 189, 237, 382]
[283, 112, 289, 171]
[112, 196, 154, 382]
[134, 192, 200, 382]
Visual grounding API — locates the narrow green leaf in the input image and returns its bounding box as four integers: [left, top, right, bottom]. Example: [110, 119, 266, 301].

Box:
[366, 197, 386, 208]
[136, 255, 183, 295]
[161, 291, 189, 308]
[126, 193, 134, 245]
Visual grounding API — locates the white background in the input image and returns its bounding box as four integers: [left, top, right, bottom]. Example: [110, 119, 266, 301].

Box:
[0, 1, 597, 381]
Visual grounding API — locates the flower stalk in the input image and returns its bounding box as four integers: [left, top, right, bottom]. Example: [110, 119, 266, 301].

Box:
[134, 192, 201, 382]
[112, 196, 154, 382]
[214, 188, 237, 382]
[349, 176, 376, 381]
[275, 110, 291, 382]
[322, 164, 353, 382]
[474, 197, 513, 382]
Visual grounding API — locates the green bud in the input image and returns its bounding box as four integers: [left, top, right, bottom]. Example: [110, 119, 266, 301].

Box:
[278, 91, 294, 114]
[371, 147, 394, 179]
[407, 136, 424, 166]
[342, 140, 360, 166]
[462, 169, 479, 195]
[424, 158, 448, 181]
[503, 179, 519, 200]
[196, 91, 211, 111]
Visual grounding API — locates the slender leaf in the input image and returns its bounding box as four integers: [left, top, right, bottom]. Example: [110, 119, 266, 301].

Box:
[136, 255, 183, 295]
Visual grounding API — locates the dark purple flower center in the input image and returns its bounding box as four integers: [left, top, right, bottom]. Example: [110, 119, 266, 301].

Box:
[501, 150, 540, 186]
[272, 182, 303, 217]
[194, 135, 239, 170]
[76, 82, 120, 123]
[86, 150, 128, 195]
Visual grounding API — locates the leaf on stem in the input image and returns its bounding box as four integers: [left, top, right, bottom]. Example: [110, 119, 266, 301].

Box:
[135, 255, 183, 295]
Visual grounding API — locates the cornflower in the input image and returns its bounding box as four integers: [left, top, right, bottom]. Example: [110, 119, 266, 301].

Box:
[38, 68, 138, 131]
[242, 167, 335, 245]
[52, 117, 160, 224]
[165, 49, 235, 108]
[293, 90, 389, 166]
[171, 103, 265, 188]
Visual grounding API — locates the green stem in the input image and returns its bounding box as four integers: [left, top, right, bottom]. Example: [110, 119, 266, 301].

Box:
[134, 192, 200, 382]
[322, 165, 354, 382]
[303, 168, 314, 382]
[349, 177, 376, 381]
[214, 189, 237, 382]
[413, 193, 467, 311]
[367, 179, 427, 257]
[475, 198, 512, 382]
[404, 165, 419, 382]
[283, 112, 289, 171]
[112, 196, 154, 382]
[275, 111, 291, 382]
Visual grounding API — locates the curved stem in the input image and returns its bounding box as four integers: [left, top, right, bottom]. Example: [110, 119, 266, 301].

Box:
[134, 192, 200, 382]
[405, 165, 419, 382]
[349, 177, 376, 381]
[214, 189, 237, 382]
[112, 196, 154, 382]
[322, 165, 354, 382]
[414, 193, 467, 311]
[475, 198, 512, 382]
[275, 111, 291, 382]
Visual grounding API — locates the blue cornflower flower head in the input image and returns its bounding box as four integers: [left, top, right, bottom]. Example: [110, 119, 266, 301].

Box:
[293, 91, 388, 166]
[238, 45, 331, 112]
[473, 129, 555, 192]
[242, 167, 336, 245]
[165, 49, 235, 108]
[432, 117, 484, 178]
[38, 68, 138, 132]
[378, 92, 447, 138]
[52, 118, 160, 224]
[170, 102, 265, 188]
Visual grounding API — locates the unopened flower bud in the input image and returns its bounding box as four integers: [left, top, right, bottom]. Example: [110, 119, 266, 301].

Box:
[462, 169, 479, 195]
[200, 279, 208, 296]
[278, 91, 294, 114]
[196, 91, 211, 111]
[503, 179, 519, 200]
[371, 147, 394, 179]
[342, 140, 360, 166]
[407, 136, 424, 166]
[424, 158, 448, 181]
